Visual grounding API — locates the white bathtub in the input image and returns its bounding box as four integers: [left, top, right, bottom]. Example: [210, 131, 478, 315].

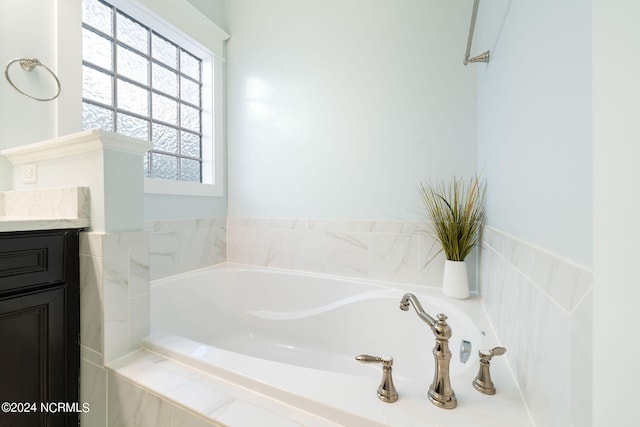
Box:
[146, 264, 530, 426]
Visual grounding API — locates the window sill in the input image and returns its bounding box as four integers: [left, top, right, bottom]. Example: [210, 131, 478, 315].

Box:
[144, 178, 223, 197]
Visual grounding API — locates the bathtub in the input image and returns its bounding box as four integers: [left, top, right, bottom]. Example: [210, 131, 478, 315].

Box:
[146, 264, 530, 426]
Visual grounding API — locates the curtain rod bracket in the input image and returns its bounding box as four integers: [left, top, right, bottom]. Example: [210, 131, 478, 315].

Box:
[464, 50, 490, 65]
[463, 0, 490, 65]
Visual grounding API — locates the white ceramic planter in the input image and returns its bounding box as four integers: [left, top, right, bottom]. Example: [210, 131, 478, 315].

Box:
[442, 259, 470, 299]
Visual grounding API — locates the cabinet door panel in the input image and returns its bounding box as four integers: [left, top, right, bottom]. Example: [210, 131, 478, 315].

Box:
[0, 286, 67, 427]
[0, 232, 65, 294]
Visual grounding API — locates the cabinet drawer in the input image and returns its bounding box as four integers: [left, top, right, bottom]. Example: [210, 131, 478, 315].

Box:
[0, 231, 66, 294]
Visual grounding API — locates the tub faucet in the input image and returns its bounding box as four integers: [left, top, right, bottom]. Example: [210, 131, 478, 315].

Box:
[399, 293, 456, 409]
[355, 354, 398, 403]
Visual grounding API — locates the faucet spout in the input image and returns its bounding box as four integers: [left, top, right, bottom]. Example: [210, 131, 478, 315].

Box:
[399, 293, 456, 409]
[400, 293, 437, 329]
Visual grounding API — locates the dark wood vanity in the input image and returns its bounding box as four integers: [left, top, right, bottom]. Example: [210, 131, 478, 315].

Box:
[0, 228, 81, 427]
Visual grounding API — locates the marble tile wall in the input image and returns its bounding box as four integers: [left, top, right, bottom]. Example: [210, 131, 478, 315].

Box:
[80, 230, 150, 426]
[146, 218, 227, 280]
[80, 231, 150, 364]
[227, 218, 477, 290]
[79, 218, 227, 425]
[478, 227, 593, 427]
[78, 217, 594, 425]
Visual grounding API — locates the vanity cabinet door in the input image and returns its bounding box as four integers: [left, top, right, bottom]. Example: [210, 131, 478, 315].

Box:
[0, 229, 80, 427]
[0, 286, 68, 426]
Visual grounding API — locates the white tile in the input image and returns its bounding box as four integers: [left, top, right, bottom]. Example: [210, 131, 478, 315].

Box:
[129, 232, 150, 298]
[167, 376, 235, 416]
[478, 229, 588, 427]
[80, 232, 104, 257]
[130, 294, 150, 351]
[81, 359, 107, 427]
[324, 231, 369, 278]
[103, 234, 131, 304]
[81, 345, 103, 366]
[214, 400, 302, 427]
[107, 372, 172, 427]
[290, 229, 324, 272]
[418, 234, 445, 287]
[369, 233, 419, 284]
[211, 225, 227, 265]
[104, 299, 130, 363]
[150, 231, 178, 280]
[177, 227, 211, 273]
[172, 407, 220, 427]
[80, 255, 103, 354]
[520, 288, 571, 426]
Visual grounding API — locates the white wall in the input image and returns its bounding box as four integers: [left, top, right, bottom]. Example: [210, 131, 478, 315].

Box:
[226, 0, 477, 220]
[475, 1, 593, 424]
[476, 0, 593, 268]
[592, 1, 640, 424]
[186, 0, 227, 32]
[0, 0, 57, 148]
[0, 0, 57, 191]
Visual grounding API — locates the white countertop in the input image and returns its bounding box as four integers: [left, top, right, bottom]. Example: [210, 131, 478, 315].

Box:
[0, 217, 90, 232]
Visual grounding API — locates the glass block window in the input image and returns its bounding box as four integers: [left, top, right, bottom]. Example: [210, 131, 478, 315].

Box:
[82, 0, 203, 183]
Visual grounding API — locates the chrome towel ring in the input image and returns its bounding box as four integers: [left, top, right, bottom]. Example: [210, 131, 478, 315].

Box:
[4, 58, 61, 101]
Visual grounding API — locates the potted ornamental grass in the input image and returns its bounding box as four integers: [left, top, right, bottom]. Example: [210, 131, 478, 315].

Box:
[418, 174, 487, 299]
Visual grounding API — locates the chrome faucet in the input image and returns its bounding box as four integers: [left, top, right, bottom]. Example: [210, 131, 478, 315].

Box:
[400, 293, 456, 409]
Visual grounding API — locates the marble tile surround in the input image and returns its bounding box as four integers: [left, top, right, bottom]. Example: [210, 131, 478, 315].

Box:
[227, 218, 478, 291]
[79, 217, 227, 365]
[78, 216, 596, 425]
[80, 231, 151, 364]
[479, 227, 593, 427]
[79, 218, 227, 426]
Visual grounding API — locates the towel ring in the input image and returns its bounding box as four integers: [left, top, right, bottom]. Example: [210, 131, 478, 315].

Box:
[4, 58, 61, 101]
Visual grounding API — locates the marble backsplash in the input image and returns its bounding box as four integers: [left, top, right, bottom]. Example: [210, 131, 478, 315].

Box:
[227, 217, 477, 290]
[479, 226, 593, 427]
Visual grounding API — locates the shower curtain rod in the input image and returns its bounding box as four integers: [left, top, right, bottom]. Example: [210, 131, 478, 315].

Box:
[463, 0, 490, 65]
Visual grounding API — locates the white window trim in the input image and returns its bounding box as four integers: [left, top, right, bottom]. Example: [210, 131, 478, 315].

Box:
[87, 0, 228, 198]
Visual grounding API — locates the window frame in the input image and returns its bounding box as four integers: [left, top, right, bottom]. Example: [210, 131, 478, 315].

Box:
[81, 0, 225, 197]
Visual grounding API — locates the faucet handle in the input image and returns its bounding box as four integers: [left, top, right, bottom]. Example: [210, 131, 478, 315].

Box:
[355, 354, 398, 403]
[473, 347, 507, 395]
[356, 354, 393, 366]
[479, 346, 506, 361]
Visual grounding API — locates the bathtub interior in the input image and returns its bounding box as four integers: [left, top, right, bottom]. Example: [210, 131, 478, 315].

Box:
[150, 266, 484, 384]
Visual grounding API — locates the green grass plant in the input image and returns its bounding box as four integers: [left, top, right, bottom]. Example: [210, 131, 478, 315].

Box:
[418, 175, 487, 262]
